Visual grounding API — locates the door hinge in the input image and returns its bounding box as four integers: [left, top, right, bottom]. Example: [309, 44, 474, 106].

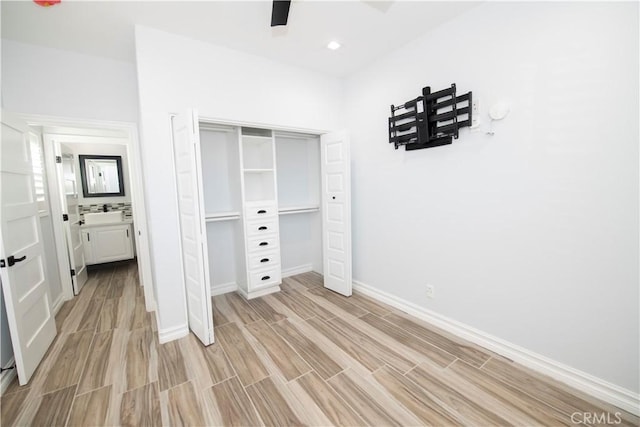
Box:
[70, 269, 76, 277]
[0, 259, 5, 268]
[55, 156, 62, 164]
[62, 214, 69, 221]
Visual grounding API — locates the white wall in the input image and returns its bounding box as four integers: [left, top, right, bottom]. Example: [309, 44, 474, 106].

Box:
[345, 2, 639, 393]
[135, 26, 343, 336]
[64, 143, 132, 205]
[1, 39, 139, 123]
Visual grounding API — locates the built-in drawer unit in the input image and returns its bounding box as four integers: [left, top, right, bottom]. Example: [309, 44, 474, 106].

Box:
[245, 203, 278, 220]
[248, 251, 280, 270]
[247, 235, 279, 253]
[246, 217, 279, 237]
[248, 267, 281, 290]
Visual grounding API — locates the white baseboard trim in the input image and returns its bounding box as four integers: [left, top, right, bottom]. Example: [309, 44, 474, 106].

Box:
[211, 282, 238, 296]
[353, 280, 640, 416]
[0, 358, 17, 395]
[52, 294, 67, 316]
[282, 264, 313, 278]
[158, 324, 189, 344]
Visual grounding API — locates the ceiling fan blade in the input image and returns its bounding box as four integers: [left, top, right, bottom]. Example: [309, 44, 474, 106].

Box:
[271, 0, 291, 27]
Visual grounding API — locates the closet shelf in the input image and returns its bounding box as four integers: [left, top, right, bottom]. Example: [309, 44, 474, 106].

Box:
[243, 168, 274, 173]
[278, 205, 320, 215]
[205, 211, 241, 222]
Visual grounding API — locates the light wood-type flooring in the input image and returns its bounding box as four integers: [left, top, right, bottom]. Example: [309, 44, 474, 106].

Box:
[1, 261, 638, 426]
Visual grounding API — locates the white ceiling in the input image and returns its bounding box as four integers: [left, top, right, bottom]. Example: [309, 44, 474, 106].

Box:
[1, 1, 479, 77]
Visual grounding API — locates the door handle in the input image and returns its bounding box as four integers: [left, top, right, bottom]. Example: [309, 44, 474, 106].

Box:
[258, 226, 267, 231]
[259, 242, 269, 246]
[260, 258, 269, 263]
[257, 210, 267, 214]
[261, 275, 271, 281]
[7, 255, 26, 267]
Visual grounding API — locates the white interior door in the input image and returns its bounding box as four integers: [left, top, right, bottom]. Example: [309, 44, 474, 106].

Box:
[171, 110, 214, 345]
[55, 144, 87, 294]
[320, 131, 352, 296]
[0, 112, 57, 384]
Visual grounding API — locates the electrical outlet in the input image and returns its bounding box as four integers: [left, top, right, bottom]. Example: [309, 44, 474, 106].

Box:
[426, 285, 435, 299]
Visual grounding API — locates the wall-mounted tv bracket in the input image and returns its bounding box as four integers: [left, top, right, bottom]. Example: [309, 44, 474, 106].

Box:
[389, 83, 472, 151]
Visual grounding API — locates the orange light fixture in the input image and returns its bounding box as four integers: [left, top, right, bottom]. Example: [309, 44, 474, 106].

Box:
[34, 0, 61, 6]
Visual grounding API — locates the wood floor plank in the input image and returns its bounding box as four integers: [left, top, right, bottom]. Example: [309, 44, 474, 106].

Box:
[373, 365, 463, 426]
[157, 337, 190, 391]
[271, 319, 344, 380]
[212, 297, 231, 326]
[290, 271, 324, 288]
[247, 297, 287, 323]
[276, 288, 336, 320]
[0, 388, 29, 427]
[216, 322, 269, 386]
[78, 330, 114, 394]
[225, 292, 262, 324]
[307, 316, 385, 372]
[130, 296, 149, 330]
[125, 328, 154, 391]
[54, 298, 77, 331]
[91, 269, 115, 299]
[360, 313, 457, 368]
[383, 312, 492, 367]
[120, 382, 162, 427]
[449, 360, 574, 426]
[349, 291, 393, 316]
[75, 296, 105, 332]
[406, 363, 511, 426]
[42, 329, 93, 393]
[205, 376, 263, 427]
[328, 369, 423, 426]
[295, 371, 366, 426]
[67, 385, 112, 426]
[307, 286, 368, 317]
[329, 316, 417, 373]
[96, 297, 119, 332]
[482, 357, 639, 426]
[166, 381, 206, 427]
[106, 269, 126, 299]
[245, 320, 311, 381]
[246, 377, 305, 426]
[31, 384, 76, 427]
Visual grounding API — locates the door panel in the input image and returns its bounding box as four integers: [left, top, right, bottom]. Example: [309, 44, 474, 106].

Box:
[56, 146, 87, 294]
[0, 113, 57, 384]
[171, 110, 214, 345]
[320, 131, 352, 296]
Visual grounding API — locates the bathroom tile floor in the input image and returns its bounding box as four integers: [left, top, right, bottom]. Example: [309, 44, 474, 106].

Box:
[1, 261, 637, 426]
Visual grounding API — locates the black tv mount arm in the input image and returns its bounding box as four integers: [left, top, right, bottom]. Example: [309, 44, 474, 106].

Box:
[389, 83, 472, 151]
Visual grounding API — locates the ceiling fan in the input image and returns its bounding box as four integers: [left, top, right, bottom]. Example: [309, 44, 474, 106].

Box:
[270, 0, 392, 27]
[271, 0, 291, 27]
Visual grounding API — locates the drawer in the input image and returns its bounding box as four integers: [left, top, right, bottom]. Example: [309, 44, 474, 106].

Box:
[247, 235, 279, 253]
[246, 217, 279, 237]
[248, 251, 280, 270]
[249, 267, 281, 290]
[244, 203, 278, 220]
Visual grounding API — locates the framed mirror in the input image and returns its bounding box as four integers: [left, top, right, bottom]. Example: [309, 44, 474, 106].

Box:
[78, 155, 125, 197]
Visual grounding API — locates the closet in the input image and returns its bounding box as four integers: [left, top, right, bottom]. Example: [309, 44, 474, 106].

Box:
[171, 110, 351, 346]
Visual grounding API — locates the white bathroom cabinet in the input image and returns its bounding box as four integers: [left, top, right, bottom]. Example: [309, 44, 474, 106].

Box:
[82, 223, 134, 265]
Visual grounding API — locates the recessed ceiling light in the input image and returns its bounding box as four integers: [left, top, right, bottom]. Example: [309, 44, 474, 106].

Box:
[327, 41, 341, 50]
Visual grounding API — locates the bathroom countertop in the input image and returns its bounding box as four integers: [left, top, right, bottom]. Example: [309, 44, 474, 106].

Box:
[81, 219, 134, 228]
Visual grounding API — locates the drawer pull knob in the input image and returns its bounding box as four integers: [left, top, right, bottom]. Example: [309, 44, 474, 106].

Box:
[260, 258, 269, 263]
[261, 275, 270, 281]
[257, 210, 267, 214]
[258, 226, 267, 230]
[259, 242, 269, 246]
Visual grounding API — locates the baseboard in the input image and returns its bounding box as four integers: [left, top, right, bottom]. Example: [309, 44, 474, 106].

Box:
[52, 294, 66, 316]
[352, 280, 640, 416]
[282, 264, 313, 278]
[211, 282, 238, 296]
[157, 324, 189, 344]
[0, 358, 17, 395]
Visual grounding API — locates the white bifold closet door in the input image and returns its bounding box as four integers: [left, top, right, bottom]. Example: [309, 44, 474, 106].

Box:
[171, 110, 214, 345]
[320, 131, 352, 297]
